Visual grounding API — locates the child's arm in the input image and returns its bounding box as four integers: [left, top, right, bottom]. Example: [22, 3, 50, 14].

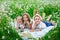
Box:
[30, 22, 36, 32]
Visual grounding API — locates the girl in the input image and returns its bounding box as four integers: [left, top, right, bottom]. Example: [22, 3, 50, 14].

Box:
[14, 16, 24, 32]
[42, 13, 54, 27]
[33, 10, 54, 27]
[32, 14, 47, 31]
[22, 12, 32, 31]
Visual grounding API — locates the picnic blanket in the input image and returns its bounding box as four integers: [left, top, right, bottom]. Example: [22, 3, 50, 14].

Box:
[28, 26, 54, 38]
[20, 26, 54, 38]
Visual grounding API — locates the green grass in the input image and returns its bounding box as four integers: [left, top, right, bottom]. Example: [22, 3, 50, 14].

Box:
[0, 0, 60, 40]
[40, 20, 60, 40]
[0, 14, 22, 40]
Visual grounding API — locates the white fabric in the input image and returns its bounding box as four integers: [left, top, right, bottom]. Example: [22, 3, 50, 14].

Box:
[37, 22, 47, 29]
[28, 26, 54, 38]
[32, 22, 47, 30]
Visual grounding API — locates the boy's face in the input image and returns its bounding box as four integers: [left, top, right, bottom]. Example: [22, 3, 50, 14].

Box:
[17, 17, 22, 23]
[34, 16, 41, 25]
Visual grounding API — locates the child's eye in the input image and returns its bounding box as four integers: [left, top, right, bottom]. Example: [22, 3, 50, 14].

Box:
[35, 19, 37, 20]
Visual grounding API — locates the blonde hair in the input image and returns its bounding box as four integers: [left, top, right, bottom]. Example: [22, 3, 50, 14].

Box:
[33, 14, 42, 21]
[16, 16, 22, 20]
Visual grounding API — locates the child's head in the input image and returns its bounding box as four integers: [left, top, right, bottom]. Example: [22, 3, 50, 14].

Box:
[16, 16, 22, 24]
[22, 12, 30, 22]
[34, 14, 42, 25]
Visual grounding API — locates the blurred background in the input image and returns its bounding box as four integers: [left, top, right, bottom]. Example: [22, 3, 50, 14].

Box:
[0, 0, 60, 40]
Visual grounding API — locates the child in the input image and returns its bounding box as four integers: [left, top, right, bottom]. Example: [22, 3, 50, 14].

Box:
[22, 12, 32, 31]
[32, 14, 47, 31]
[42, 13, 55, 27]
[14, 16, 24, 32]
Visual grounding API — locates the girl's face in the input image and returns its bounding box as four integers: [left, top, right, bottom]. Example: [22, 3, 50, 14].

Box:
[23, 15, 28, 22]
[17, 17, 22, 24]
[34, 16, 41, 25]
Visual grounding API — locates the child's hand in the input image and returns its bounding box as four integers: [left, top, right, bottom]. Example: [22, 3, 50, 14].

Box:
[33, 21, 36, 28]
[27, 21, 30, 25]
[30, 21, 33, 24]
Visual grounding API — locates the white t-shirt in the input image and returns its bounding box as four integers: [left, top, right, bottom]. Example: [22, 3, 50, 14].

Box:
[32, 22, 47, 30]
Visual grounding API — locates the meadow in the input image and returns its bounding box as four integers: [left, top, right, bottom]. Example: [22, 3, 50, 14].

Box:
[0, 0, 60, 40]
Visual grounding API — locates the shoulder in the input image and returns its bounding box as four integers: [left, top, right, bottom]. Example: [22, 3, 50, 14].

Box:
[40, 22, 46, 25]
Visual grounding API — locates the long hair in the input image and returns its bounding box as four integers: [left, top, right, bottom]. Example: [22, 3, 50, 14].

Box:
[22, 12, 30, 23]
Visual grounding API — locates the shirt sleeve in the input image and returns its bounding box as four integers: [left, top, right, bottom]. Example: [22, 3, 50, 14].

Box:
[39, 22, 47, 29]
